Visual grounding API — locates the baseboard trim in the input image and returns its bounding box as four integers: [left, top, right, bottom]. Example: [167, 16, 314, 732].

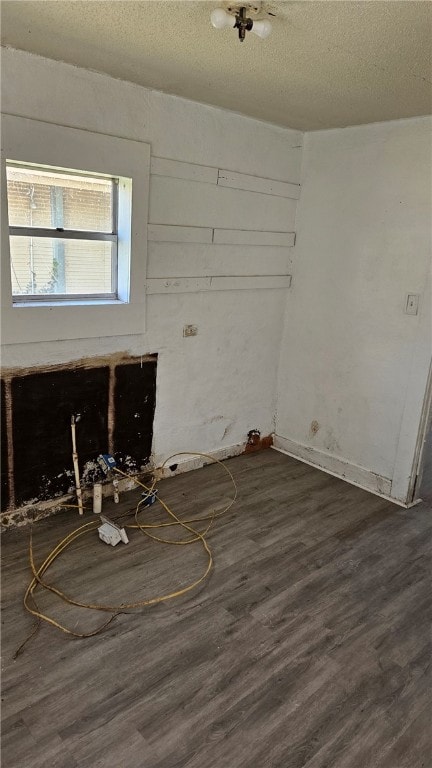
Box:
[272, 434, 408, 508]
[154, 442, 246, 478]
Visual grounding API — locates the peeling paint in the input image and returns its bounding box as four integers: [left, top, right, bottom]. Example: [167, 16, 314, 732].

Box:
[1, 352, 157, 379]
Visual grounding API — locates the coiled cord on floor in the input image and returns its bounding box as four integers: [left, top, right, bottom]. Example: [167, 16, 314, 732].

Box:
[14, 452, 237, 657]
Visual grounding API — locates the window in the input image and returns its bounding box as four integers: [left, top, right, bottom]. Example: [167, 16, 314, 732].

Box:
[1, 115, 149, 344]
[6, 163, 122, 302]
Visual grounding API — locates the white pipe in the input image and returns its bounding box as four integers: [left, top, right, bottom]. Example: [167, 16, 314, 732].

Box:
[93, 482, 103, 514]
[71, 415, 84, 515]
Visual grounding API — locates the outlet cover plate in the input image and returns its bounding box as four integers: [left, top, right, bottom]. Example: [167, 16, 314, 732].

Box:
[183, 324, 198, 337]
[405, 294, 420, 315]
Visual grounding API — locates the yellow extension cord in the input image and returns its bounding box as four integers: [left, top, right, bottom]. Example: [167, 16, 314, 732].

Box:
[15, 452, 237, 657]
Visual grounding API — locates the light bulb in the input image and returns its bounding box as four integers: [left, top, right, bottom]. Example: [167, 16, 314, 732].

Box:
[252, 19, 272, 39]
[210, 8, 235, 29]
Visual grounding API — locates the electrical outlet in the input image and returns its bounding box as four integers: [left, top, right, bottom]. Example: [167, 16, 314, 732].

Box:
[405, 294, 420, 315]
[183, 324, 198, 337]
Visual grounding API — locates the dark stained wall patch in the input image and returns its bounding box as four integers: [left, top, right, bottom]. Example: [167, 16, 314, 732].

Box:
[3, 356, 157, 512]
[12, 367, 110, 506]
[1, 380, 9, 512]
[114, 361, 157, 470]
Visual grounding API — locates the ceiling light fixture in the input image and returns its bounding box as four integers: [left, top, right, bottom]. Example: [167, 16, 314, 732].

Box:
[210, 5, 272, 42]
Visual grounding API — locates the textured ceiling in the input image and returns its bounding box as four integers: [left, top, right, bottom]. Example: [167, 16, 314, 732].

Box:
[1, 0, 431, 131]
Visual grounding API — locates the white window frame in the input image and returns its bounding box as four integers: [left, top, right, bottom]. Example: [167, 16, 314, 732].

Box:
[8, 161, 120, 303]
[1, 115, 150, 344]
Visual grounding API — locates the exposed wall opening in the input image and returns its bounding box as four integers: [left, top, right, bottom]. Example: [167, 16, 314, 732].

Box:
[1, 354, 157, 517]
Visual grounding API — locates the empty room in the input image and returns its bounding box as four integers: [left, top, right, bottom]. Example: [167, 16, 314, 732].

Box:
[1, 1, 431, 766]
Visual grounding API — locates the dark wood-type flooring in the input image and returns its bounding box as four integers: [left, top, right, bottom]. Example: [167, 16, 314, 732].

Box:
[1, 450, 431, 768]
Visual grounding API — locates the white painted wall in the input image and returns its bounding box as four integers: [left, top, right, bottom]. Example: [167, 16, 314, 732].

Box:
[1, 48, 302, 469]
[275, 117, 432, 503]
[3, 49, 428, 508]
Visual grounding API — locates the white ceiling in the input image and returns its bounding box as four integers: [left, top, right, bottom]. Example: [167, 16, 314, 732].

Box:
[1, 0, 431, 131]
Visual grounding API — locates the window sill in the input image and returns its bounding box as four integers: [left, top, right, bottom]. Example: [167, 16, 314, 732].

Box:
[12, 299, 128, 308]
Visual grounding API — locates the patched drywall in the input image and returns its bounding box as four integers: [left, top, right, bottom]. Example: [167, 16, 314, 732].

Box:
[275, 117, 432, 503]
[1, 48, 302, 483]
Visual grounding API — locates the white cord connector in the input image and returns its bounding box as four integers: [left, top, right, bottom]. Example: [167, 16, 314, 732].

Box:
[98, 515, 129, 546]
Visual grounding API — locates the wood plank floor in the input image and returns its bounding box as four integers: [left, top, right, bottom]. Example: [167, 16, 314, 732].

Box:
[1, 450, 431, 768]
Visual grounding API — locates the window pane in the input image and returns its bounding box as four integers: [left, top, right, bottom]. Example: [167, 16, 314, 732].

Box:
[10, 236, 115, 297]
[6, 166, 114, 232]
